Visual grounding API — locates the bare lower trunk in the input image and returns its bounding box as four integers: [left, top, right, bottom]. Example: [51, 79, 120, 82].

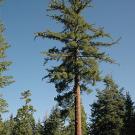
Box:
[75, 76, 82, 135]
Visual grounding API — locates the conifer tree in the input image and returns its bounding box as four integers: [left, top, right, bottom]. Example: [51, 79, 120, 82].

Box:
[123, 92, 135, 135]
[0, 24, 13, 88]
[0, 119, 5, 135]
[1, 114, 15, 135]
[34, 120, 44, 135]
[43, 106, 65, 135]
[65, 104, 88, 135]
[0, 94, 8, 115]
[0, 94, 8, 134]
[89, 76, 125, 135]
[13, 90, 36, 135]
[36, 1, 118, 134]
[0, 1, 13, 132]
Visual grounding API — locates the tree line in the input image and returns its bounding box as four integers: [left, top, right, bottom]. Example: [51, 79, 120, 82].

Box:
[0, 0, 135, 135]
[0, 79, 135, 135]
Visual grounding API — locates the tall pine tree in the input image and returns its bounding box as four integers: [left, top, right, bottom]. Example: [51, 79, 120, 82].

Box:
[36, 1, 118, 134]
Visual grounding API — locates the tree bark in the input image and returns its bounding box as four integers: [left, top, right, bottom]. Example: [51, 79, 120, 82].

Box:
[75, 75, 82, 135]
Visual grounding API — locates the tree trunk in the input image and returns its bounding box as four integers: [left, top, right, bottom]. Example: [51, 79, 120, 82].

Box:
[75, 75, 82, 135]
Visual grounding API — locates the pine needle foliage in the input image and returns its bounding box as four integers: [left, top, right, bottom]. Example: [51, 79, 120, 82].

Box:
[0, 94, 8, 115]
[123, 92, 135, 135]
[89, 76, 125, 135]
[13, 90, 36, 135]
[36, 0, 117, 114]
[0, 23, 13, 88]
[65, 104, 88, 135]
[43, 106, 65, 135]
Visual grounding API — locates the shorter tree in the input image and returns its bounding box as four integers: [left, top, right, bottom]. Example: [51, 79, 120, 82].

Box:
[1, 114, 15, 135]
[13, 90, 36, 135]
[43, 105, 65, 135]
[0, 94, 8, 134]
[65, 104, 88, 135]
[123, 92, 135, 135]
[0, 21, 13, 135]
[34, 120, 44, 135]
[0, 95, 8, 135]
[0, 23, 13, 88]
[89, 76, 125, 135]
[0, 94, 8, 116]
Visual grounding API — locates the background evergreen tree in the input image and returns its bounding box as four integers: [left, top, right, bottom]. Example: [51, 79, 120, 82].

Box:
[0, 120, 6, 135]
[0, 2, 13, 132]
[13, 90, 36, 135]
[36, 0, 118, 134]
[34, 120, 44, 135]
[0, 94, 8, 116]
[65, 104, 88, 135]
[89, 76, 125, 135]
[123, 92, 135, 135]
[6, 114, 15, 135]
[43, 106, 65, 135]
[0, 23, 13, 88]
[0, 94, 8, 134]
[1, 114, 15, 135]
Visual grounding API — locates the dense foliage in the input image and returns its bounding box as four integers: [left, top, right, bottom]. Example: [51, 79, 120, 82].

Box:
[0, 88, 135, 135]
[12, 90, 36, 135]
[0, 24, 13, 88]
[36, 0, 118, 134]
[36, 0, 116, 113]
[122, 92, 135, 135]
[89, 76, 125, 135]
[63, 103, 88, 135]
[0, 1, 14, 132]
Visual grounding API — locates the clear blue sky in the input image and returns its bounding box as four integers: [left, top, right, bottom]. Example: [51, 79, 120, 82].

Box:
[0, 0, 135, 120]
